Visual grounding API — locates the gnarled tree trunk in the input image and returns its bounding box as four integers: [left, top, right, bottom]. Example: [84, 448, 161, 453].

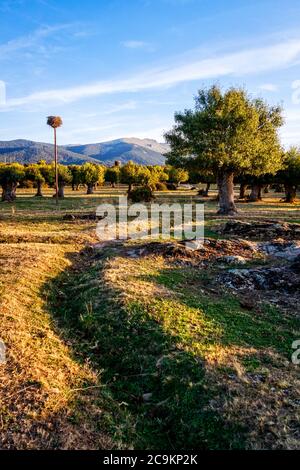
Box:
[249, 184, 262, 202]
[57, 183, 65, 198]
[1, 183, 17, 202]
[239, 182, 247, 199]
[204, 182, 210, 197]
[35, 181, 43, 197]
[217, 171, 237, 215]
[87, 183, 94, 195]
[284, 184, 297, 203]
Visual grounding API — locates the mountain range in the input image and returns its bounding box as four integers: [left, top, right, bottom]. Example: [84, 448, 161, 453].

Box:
[0, 138, 169, 166]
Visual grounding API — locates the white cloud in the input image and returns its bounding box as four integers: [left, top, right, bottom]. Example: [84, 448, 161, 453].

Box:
[0, 24, 73, 59]
[3, 38, 300, 108]
[258, 83, 279, 92]
[122, 40, 149, 49]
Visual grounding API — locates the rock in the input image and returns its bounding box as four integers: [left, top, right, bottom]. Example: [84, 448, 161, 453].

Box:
[260, 241, 300, 261]
[218, 255, 247, 265]
[142, 393, 153, 402]
[239, 296, 256, 310]
[184, 239, 204, 251]
[219, 220, 300, 240]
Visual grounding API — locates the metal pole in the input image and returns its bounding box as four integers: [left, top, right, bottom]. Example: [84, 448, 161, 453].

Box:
[54, 127, 58, 205]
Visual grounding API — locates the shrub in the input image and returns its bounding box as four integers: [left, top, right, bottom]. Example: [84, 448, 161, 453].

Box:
[129, 185, 154, 202]
[155, 182, 168, 191]
[166, 183, 178, 190]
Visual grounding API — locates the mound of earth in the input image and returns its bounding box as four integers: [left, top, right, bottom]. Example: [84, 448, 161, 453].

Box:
[218, 256, 300, 293]
[218, 220, 300, 240]
[122, 238, 258, 264]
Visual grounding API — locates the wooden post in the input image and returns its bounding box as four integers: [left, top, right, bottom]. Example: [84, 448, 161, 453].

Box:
[54, 127, 58, 205]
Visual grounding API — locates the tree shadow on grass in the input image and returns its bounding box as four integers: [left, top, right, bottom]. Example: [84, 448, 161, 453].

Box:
[42, 245, 246, 450]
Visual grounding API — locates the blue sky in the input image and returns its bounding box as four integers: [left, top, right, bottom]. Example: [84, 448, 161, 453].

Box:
[1, 0, 300, 145]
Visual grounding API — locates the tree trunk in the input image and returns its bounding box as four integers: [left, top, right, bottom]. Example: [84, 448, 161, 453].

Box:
[72, 183, 75, 191]
[239, 183, 247, 199]
[284, 184, 297, 203]
[273, 184, 284, 193]
[204, 182, 210, 197]
[1, 183, 17, 202]
[35, 181, 43, 197]
[87, 184, 94, 195]
[217, 171, 237, 215]
[249, 184, 262, 202]
[264, 184, 270, 194]
[58, 183, 65, 198]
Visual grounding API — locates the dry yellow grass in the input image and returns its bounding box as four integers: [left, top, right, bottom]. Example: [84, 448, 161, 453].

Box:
[0, 225, 111, 449]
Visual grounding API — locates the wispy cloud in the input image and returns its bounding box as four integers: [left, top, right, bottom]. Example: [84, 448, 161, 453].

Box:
[121, 40, 155, 51]
[3, 38, 300, 108]
[0, 23, 73, 59]
[258, 83, 279, 92]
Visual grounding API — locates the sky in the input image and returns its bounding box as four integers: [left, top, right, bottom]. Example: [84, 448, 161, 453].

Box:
[1, 0, 300, 146]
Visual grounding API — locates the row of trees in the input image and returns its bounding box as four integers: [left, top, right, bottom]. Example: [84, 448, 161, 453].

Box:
[0, 154, 299, 203]
[165, 85, 300, 214]
[0, 162, 105, 202]
[0, 161, 189, 202]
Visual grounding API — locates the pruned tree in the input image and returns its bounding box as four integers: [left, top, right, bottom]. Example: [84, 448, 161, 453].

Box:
[165, 85, 284, 215]
[68, 165, 83, 191]
[277, 147, 300, 203]
[0, 163, 25, 202]
[25, 163, 46, 197]
[105, 166, 120, 188]
[120, 161, 143, 193]
[167, 166, 189, 186]
[47, 164, 72, 198]
[80, 163, 104, 194]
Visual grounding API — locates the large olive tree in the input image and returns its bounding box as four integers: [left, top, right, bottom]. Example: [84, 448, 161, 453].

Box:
[0, 163, 25, 202]
[165, 86, 284, 215]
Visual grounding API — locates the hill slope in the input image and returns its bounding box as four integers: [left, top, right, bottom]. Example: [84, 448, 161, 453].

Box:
[65, 138, 169, 165]
[0, 140, 101, 165]
[0, 138, 169, 166]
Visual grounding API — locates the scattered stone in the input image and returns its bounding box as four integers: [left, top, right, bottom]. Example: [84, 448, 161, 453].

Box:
[63, 212, 104, 220]
[142, 393, 153, 402]
[218, 265, 300, 293]
[63, 214, 75, 220]
[217, 255, 248, 265]
[260, 241, 300, 261]
[219, 220, 300, 240]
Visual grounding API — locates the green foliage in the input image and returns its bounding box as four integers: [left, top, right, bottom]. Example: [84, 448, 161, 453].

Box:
[167, 166, 189, 184]
[278, 147, 300, 186]
[80, 163, 105, 186]
[165, 85, 284, 176]
[0, 163, 25, 185]
[25, 164, 45, 184]
[129, 185, 153, 202]
[68, 165, 83, 189]
[120, 161, 143, 188]
[155, 182, 168, 191]
[105, 166, 120, 186]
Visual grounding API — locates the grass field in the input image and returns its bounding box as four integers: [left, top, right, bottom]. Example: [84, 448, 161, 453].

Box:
[0, 187, 299, 449]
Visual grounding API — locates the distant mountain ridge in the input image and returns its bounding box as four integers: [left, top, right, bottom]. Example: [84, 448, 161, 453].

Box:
[0, 138, 169, 166]
[0, 139, 99, 165]
[65, 138, 169, 165]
